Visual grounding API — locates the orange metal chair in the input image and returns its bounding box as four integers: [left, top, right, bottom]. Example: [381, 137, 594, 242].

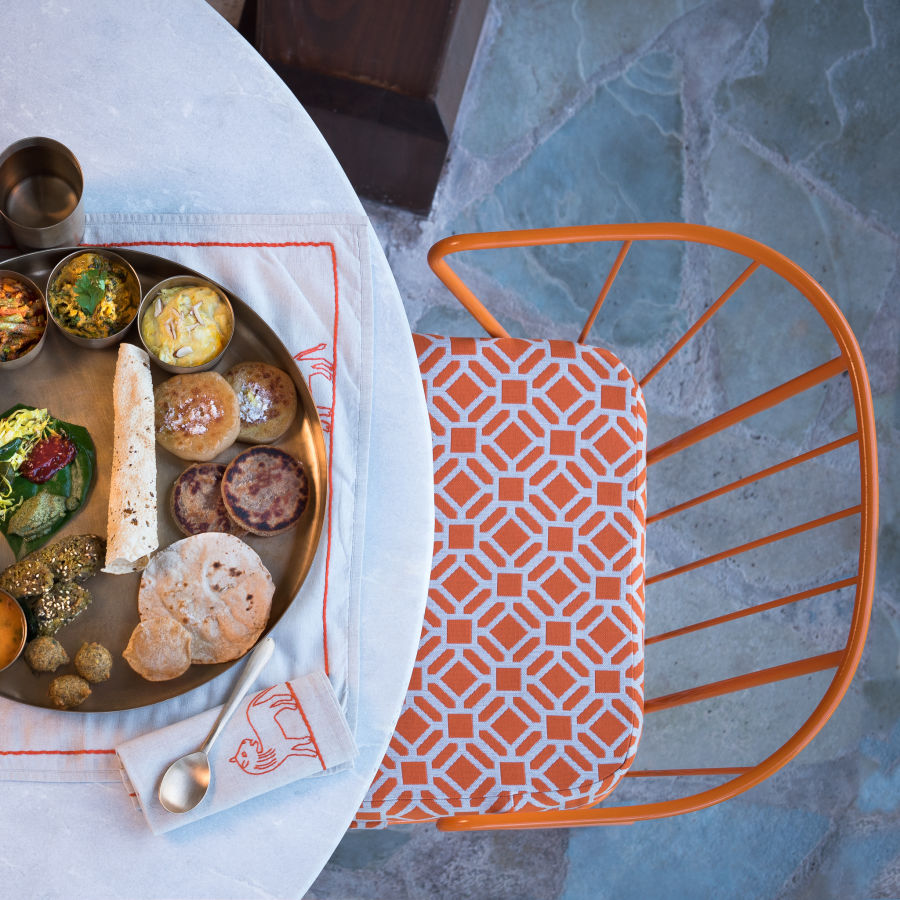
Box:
[362, 223, 878, 831]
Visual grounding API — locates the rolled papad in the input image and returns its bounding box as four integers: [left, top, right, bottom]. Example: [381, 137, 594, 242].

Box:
[103, 343, 158, 574]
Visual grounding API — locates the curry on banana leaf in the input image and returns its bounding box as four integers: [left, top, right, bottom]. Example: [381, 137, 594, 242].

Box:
[0, 405, 95, 559]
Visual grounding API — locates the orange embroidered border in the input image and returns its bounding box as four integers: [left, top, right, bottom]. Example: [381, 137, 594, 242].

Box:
[285, 681, 326, 771]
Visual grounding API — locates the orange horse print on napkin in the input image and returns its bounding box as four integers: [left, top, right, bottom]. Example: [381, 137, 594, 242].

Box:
[294, 343, 336, 434]
[229, 685, 321, 775]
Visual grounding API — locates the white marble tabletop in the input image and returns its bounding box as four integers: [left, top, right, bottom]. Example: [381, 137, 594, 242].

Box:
[0, 2, 433, 897]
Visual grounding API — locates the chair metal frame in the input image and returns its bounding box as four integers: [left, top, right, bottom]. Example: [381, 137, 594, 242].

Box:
[423, 222, 878, 830]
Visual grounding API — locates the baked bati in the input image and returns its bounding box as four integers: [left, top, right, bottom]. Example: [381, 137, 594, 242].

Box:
[224, 361, 298, 443]
[153, 371, 241, 461]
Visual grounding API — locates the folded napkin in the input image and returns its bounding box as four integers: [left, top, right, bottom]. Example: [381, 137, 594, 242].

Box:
[0, 213, 372, 783]
[117, 669, 357, 834]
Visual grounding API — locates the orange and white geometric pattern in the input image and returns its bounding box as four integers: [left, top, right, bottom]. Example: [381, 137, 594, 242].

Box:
[354, 336, 647, 827]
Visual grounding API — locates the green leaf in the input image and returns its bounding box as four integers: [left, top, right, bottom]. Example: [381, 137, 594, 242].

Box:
[74, 271, 105, 315]
[0, 405, 96, 559]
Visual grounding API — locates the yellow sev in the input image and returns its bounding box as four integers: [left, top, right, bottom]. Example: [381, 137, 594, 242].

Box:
[0, 407, 55, 522]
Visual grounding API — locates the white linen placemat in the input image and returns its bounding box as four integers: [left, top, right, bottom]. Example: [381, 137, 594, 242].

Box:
[0, 213, 372, 782]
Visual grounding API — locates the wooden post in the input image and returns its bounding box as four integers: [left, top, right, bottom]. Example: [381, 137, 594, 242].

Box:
[241, 0, 489, 214]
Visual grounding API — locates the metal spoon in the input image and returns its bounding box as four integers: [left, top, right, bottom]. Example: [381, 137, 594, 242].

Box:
[158, 636, 275, 814]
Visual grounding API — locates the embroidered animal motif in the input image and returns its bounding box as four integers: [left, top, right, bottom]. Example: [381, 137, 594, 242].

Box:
[229, 685, 319, 775]
[294, 343, 335, 433]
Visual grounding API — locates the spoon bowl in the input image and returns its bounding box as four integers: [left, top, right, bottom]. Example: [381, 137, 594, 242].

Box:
[157, 637, 274, 814]
[159, 751, 212, 814]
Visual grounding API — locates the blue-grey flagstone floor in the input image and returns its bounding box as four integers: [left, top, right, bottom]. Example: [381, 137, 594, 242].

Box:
[244, 0, 898, 897]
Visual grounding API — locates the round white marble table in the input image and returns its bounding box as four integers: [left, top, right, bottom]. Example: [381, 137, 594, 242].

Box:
[0, 2, 433, 897]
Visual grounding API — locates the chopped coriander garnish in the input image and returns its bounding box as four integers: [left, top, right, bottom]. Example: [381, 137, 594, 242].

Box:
[73, 271, 106, 315]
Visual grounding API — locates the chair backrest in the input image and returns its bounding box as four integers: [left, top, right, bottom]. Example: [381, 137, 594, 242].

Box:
[425, 223, 878, 830]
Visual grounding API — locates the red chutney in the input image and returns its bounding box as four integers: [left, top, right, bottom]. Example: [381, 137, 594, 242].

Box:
[20, 433, 76, 484]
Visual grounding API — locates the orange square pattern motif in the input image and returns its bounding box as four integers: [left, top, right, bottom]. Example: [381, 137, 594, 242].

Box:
[354, 336, 647, 828]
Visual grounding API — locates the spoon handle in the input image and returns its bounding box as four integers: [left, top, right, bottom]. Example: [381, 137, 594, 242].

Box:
[200, 637, 275, 754]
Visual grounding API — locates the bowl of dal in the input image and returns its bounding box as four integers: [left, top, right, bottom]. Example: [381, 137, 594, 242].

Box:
[0, 589, 27, 672]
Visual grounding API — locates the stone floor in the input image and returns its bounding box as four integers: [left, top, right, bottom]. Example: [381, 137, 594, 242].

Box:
[211, 2, 898, 897]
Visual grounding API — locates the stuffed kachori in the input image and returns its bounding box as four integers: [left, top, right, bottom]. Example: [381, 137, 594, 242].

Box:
[224, 361, 297, 443]
[154, 372, 240, 461]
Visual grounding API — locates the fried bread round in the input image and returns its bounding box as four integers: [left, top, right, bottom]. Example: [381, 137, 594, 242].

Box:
[154, 371, 240, 461]
[123, 616, 193, 681]
[221, 446, 308, 536]
[137, 533, 274, 664]
[224, 361, 298, 444]
[170, 463, 246, 537]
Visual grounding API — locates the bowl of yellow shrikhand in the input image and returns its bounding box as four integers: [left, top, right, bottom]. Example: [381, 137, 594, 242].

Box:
[138, 275, 234, 373]
[46, 249, 141, 348]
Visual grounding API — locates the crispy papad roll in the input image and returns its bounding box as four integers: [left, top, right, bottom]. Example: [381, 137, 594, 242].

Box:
[103, 343, 158, 574]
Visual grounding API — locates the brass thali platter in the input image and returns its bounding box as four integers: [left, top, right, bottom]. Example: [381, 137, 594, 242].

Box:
[0, 247, 327, 711]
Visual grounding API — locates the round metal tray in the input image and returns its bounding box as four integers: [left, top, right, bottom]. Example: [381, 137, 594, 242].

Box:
[0, 247, 327, 711]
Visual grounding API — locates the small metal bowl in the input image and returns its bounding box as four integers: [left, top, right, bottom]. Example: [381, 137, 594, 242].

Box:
[138, 275, 235, 374]
[0, 589, 27, 673]
[0, 136, 85, 251]
[0, 269, 48, 370]
[46, 248, 141, 349]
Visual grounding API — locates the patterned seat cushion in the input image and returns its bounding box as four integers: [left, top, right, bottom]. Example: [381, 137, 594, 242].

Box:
[354, 335, 647, 828]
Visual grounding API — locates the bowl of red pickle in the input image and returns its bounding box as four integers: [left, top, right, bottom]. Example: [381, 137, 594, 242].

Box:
[0, 270, 47, 369]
